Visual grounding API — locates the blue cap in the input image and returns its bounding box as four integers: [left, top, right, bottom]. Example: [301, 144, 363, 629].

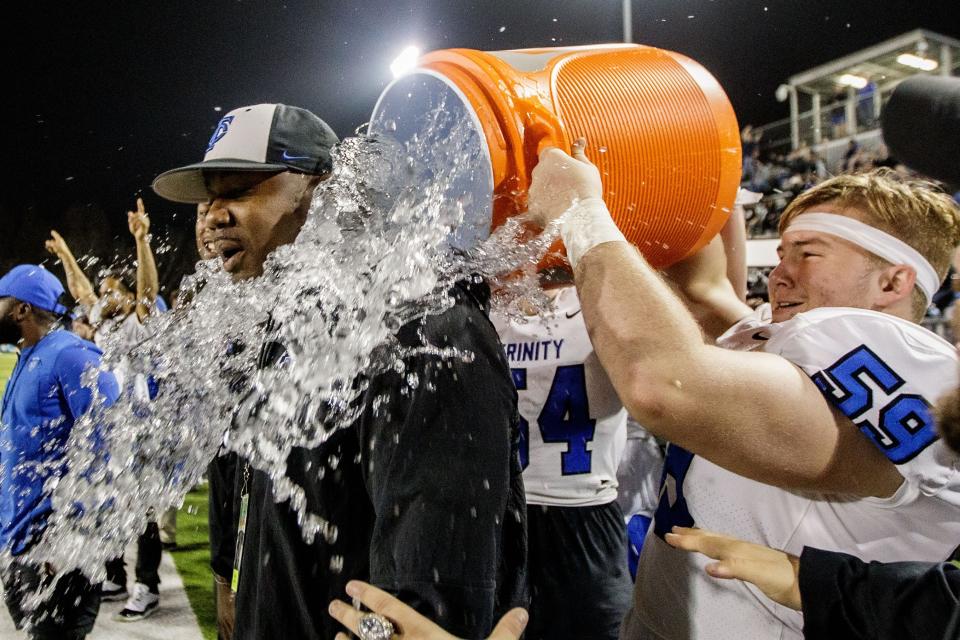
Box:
[0, 265, 69, 315]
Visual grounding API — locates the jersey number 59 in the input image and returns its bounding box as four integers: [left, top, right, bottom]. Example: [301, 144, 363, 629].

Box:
[812, 344, 936, 464]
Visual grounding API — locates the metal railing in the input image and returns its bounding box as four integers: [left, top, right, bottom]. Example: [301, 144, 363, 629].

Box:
[751, 84, 898, 160]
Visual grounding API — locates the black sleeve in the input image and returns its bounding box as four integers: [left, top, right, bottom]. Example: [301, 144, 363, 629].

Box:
[357, 290, 523, 639]
[207, 449, 239, 579]
[800, 546, 960, 640]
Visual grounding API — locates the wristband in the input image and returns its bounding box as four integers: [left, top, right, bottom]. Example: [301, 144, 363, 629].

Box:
[559, 197, 627, 269]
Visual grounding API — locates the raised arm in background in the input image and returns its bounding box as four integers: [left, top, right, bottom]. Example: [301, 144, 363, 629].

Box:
[45, 230, 97, 309]
[720, 198, 749, 301]
[128, 197, 158, 321]
[662, 234, 750, 341]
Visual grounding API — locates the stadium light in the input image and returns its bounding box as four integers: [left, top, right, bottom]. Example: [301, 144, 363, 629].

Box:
[390, 45, 421, 78]
[896, 53, 938, 71]
[837, 74, 868, 89]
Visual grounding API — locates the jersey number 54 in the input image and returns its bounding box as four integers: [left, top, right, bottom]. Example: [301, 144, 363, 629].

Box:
[511, 364, 597, 475]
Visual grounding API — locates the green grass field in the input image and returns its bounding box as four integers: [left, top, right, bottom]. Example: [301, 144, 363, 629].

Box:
[168, 484, 218, 640]
[0, 350, 18, 398]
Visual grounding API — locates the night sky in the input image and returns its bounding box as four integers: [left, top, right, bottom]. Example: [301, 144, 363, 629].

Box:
[4, 0, 959, 293]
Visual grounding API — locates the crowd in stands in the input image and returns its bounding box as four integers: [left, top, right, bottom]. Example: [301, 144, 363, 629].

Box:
[740, 129, 909, 238]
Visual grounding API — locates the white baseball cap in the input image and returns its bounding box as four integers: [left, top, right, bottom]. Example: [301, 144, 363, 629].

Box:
[152, 103, 339, 203]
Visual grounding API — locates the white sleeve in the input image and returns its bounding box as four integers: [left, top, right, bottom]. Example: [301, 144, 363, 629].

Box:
[121, 312, 151, 346]
[616, 420, 665, 520]
[766, 309, 960, 498]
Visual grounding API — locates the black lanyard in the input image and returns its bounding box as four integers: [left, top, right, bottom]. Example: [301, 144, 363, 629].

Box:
[230, 461, 250, 593]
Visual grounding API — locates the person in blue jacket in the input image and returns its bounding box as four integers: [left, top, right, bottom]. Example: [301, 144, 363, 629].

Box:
[0, 264, 119, 640]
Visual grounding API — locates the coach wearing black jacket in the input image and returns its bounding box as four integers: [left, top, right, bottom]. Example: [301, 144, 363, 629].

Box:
[226, 281, 526, 640]
[153, 103, 527, 639]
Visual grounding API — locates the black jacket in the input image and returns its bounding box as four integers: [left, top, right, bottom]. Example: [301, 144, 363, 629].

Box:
[233, 433, 373, 640]
[357, 281, 528, 637]
[207, 449, 238, 580]
[213, 282, 527, 640]
[800, 546, 960, 640]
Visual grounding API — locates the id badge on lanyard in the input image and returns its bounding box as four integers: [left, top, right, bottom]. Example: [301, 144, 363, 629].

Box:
[231, 463, 250, 593]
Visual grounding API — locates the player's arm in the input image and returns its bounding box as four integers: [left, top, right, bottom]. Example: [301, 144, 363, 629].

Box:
[662, 235, 752, 341]
[45, 230, 98, 308]
[720, 200, 748, 301]
[128, 197, 159, 321]
[577, 241, 900, 496]
[528, 142, 901, 497]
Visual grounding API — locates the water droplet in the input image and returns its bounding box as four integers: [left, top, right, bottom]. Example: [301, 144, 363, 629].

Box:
[406, 372, 419, 389]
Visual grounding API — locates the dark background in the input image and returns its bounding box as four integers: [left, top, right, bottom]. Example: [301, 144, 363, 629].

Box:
[3, 0, 958, 295]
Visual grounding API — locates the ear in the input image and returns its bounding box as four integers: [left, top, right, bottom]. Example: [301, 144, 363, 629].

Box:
[293, 174, 322, 215]
[302, 174, 323, 198]
[875, 264, 917, 306]
[11, 301, 31, 323]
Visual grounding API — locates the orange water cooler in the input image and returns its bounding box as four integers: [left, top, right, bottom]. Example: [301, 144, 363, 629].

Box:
[370, 44, 741, 268]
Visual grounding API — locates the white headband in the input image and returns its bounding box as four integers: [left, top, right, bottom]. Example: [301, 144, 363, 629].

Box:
[784, 212, 941, 304]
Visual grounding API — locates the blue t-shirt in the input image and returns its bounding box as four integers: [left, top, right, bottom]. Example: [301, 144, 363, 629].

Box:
[0, 330, 119, 555]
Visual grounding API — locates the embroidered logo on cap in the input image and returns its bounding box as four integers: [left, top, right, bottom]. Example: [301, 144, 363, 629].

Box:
[206, 115, 235, 152]
[281, 150, 311, 161]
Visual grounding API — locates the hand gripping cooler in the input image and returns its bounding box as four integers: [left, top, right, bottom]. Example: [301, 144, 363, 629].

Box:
[371, 43, 741, 268]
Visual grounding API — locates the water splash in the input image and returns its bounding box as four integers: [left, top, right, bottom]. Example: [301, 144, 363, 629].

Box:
[13, 99, 561, 609]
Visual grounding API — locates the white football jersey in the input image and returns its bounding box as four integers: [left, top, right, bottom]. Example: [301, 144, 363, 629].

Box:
[625, 304, 960, 640]
[96, 312, 152, 402]
[616, 419, 665, 522]
[493, 286, 654, 507]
